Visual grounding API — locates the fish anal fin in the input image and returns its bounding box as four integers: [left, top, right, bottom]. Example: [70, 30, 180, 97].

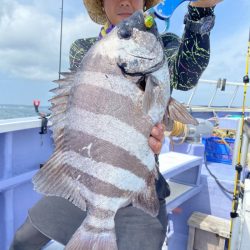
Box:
[33, 151, 87, 211]
[167, 97, 198, 125]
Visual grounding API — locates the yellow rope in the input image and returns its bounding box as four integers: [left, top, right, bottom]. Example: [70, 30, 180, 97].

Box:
[165, 121, 188, 150]
[101, 22, 110, 37]
[170, 121, 186, 137]
[212, 128, 235, 153]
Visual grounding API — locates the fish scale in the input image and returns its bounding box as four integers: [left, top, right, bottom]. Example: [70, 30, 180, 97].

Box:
[33, 10, 197, 250]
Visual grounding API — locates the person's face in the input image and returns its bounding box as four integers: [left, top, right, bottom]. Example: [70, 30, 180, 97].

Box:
[103, 0, 145, 25]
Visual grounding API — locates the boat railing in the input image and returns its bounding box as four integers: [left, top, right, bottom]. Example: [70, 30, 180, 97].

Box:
[172, 78, 250, 113]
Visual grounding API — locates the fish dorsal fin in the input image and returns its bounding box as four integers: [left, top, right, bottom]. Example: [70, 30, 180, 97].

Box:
[33, 73, 87, 211]
[49, 72, 75, 147]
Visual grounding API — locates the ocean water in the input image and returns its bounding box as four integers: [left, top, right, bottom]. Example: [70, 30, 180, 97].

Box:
[0, 104, 50, 120]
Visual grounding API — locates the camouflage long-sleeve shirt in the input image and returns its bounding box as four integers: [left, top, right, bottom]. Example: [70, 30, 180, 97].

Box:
[69, 6, 214, 92]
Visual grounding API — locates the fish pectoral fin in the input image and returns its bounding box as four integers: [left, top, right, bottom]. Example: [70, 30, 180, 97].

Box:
[142, 74, 160, 115]
[164, 116, 174, 132]
[132, 172, 159, 217]
[167, 97, 198, 125]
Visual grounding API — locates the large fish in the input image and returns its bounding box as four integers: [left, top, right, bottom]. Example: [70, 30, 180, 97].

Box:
[33, 10, 197, 250]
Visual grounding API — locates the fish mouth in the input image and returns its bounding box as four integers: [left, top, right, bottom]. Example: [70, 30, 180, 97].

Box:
[127, 52, 155, 60]
[118, 57, 165, 77]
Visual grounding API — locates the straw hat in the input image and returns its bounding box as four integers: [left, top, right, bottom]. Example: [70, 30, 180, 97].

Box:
[83, 0, 160, 25]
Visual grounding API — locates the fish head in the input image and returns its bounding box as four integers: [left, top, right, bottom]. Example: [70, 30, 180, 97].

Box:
[94, 10, 165, 76]
[88, 11, 197, 127]
[116, 10, 164, 75]
[115, 11, 169, 124]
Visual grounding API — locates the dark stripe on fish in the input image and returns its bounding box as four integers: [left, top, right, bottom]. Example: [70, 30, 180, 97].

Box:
[62, 163, 132, 198]
[65, 129, 149, 179]
[71, 84, 153, 137]
[84, 223, 114, 234]
[87, 204, 115, 218]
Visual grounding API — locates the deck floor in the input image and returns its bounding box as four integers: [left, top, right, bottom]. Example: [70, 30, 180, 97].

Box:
[43, 240, 169, 250]
[43, 241, 63, 250]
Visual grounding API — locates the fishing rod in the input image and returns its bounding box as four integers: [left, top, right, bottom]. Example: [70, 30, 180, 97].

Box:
[228, 28, 250, 250]
[58, 0, 64, 80]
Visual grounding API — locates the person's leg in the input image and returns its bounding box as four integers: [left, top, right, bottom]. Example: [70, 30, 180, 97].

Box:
[10, 195, 167, 250]
[10, 196, 87, 249]
[9, 217, 51, 250]
[28, 196, 87, 245]
[115, 202, 167, 250]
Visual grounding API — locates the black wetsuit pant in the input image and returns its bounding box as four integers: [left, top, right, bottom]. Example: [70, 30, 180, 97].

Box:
[10, 196, 167, 250]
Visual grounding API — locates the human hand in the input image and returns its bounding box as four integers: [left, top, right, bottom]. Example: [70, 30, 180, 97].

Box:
[190, 0, 223, 8]
[148, 123, 165, 155]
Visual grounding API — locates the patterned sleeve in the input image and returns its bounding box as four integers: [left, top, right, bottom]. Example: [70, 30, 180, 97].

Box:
[69, 37, 97, 71]
[163, 6, 215, 91]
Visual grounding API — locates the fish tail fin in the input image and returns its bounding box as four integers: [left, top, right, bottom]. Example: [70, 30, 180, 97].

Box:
[65, 215, 117, 250]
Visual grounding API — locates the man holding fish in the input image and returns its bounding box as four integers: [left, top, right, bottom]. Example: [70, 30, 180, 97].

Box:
[10, 0, 222, 249]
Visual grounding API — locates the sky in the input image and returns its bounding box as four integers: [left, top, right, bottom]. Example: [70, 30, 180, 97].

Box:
[0, 0, 249, 106]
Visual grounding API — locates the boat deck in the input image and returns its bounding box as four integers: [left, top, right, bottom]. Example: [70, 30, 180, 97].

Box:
[0, 116, 247, 250]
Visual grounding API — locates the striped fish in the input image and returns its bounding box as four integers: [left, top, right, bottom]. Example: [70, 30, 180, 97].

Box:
[33, 11, 197, 250]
